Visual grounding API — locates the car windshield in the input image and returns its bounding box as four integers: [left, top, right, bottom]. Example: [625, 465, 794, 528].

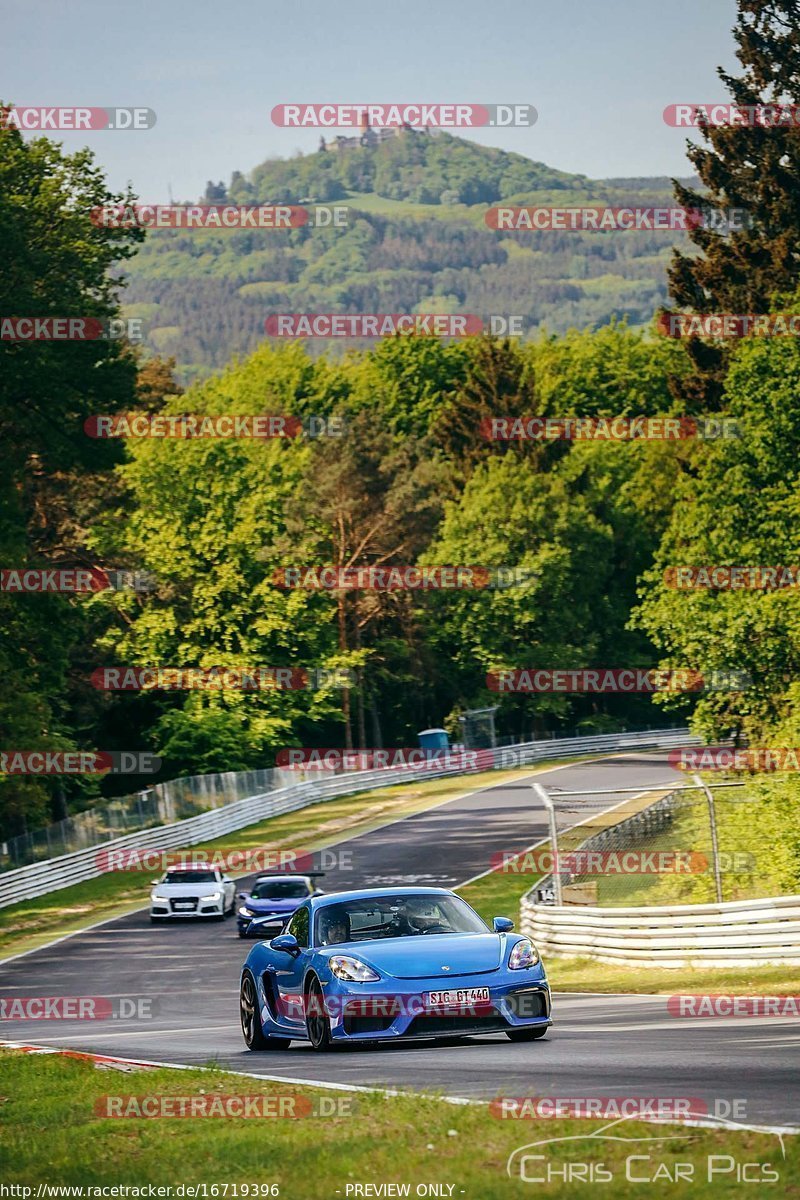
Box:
[250, 880, 310, 900]
[315, 894, 488, 946]
[163, 870, 217, 883]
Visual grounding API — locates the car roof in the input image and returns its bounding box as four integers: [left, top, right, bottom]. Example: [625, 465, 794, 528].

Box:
[310, 886, 453, 908]
[254, 874, 313, 883]
[165, 866, 219, 872]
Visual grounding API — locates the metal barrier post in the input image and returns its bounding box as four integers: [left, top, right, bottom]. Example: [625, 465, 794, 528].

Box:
[533, 781, 562, 905]
[692, 772, 723, 903]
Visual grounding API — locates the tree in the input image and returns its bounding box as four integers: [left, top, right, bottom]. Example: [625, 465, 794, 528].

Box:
[667, 0, 800, 406]
[633, 306, 800, 742]
[0, 123, 142, 836]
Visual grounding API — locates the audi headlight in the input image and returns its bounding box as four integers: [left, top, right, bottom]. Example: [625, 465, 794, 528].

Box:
[329, 956, 380, 982]
[152, 893, 169, 902]
[204, 891, 221, 902]
[509, 939, 540, 970]
[238, 906, 254, 917]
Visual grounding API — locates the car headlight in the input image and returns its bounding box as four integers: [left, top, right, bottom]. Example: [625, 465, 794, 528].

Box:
[509, 939, 540, 970]
[238, 906, 254, 917]
[329, 956, 380, 982]
[204, 891, 221, 902]
[152, 893, 169, 902]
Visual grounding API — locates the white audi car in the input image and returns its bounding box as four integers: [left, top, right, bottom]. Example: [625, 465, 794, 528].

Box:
[150, 866, 236, 922]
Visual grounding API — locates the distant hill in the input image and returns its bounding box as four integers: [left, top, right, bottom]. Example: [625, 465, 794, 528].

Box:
[122, 132, 697, 382]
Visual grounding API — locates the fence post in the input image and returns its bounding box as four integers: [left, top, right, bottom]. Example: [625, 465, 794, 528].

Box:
[533, 781, 562, 905]
[692, 772, 723, 903]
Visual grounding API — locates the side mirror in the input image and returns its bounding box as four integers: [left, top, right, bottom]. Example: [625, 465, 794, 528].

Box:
[493, 916, 514, 933]
[150, 879, 158, 886]
[238, 892, 249, 901]
[314, 888, 325, 895]
[222, 876, 232, 883]
[270, 933, 301, 957]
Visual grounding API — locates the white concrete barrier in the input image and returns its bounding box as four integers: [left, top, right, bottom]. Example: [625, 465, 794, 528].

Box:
[520, 893, 800, 967]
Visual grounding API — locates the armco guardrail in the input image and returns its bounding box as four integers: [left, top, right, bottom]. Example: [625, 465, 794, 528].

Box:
[520, 893, 800, 968]
[0, 727, 696, 909]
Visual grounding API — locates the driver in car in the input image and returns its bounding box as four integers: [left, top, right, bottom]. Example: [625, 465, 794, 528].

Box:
[318, 908, 350, 945]
[391, 899, 451, 935]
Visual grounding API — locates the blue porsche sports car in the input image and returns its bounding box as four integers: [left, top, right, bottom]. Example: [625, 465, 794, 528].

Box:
[239, 886, 551, 1051]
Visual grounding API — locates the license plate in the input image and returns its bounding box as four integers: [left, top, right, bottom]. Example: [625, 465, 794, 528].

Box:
[425, 987, 490, 1007]
[174, 902, 195, 910]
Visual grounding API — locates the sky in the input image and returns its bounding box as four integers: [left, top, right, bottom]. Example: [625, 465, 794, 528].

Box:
[2, 0, 740, 200]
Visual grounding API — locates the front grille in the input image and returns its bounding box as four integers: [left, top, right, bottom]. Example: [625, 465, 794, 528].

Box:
[405, 1008, 508, 1037]
[169, 897, 198, 912]
[344, 1013, 396, 1035]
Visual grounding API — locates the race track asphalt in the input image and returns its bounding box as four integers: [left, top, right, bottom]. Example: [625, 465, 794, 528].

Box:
[2, 751, 797, 1128]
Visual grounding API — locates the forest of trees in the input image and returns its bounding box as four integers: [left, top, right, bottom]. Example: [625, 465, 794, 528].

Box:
[3, 0, 800, 841]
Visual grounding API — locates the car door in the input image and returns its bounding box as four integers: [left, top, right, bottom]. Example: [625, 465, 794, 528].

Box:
[270, 904, 311, 1031]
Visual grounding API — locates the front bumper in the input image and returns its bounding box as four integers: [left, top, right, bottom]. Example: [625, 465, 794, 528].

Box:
[262, 968, 551, 1041]
[237, 913, 286, 936]
[151, 897, 224, 919]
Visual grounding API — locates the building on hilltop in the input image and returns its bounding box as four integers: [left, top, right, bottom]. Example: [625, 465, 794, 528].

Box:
[322, 115, 427, 153]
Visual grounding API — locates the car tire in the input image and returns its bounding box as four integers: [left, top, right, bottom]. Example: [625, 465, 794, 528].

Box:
[305, 977, 334, 1052]
[238, 929, 248, 938]
[506, 1026, 549, 1042]
[240, 971, 291, 1051]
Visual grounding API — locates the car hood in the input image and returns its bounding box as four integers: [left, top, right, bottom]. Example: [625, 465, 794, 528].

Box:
[153, 882, 221, 896]
[243, 897, 302, 912]
[330, 934, 504, 979]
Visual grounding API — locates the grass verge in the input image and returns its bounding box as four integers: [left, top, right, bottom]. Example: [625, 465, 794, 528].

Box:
[0, 1050, 796, 1196]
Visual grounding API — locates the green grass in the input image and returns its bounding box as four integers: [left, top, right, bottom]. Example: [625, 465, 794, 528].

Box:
[0, 763, 565, 961]
[1, 1050, 796, 1196]
[543, 957, 800, 996]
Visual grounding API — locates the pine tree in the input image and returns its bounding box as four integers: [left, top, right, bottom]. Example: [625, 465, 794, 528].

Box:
[667, 0, 800, 407]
